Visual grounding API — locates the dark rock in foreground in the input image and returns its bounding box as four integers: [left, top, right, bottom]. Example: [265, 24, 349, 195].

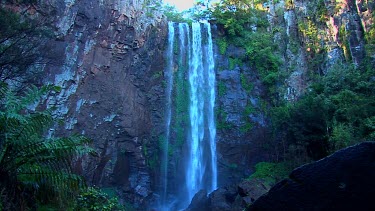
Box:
[249, 142, 375, 211]
[185, 190, 209, 211]
[185, 179, 269, 211]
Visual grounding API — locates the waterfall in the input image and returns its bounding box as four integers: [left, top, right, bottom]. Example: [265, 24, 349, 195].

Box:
[186, 21, 217, 203]
[206, 23, 217, 192]
[159, 21, 216, 210]
[187, 22, 205, 201]
[161, 22, 174, 207]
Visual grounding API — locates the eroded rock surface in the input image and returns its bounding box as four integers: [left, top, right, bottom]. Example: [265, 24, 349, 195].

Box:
[33, 0, 167, 208]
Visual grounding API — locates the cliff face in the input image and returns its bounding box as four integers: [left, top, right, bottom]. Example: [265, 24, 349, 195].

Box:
[33, 0, 167, 207]
[6, 0, 373, 208]
[212, 0, 374, 188]
[273, 0, 373, 99]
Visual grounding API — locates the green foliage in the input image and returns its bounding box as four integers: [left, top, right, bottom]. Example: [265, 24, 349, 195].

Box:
[0, 84, 94, 209]
[298, 20, 319, 51]
[210, 1, 282, 98]
[217, 81, 227, 97]
[75, 187, 127, 211]
[241, 102, 255, 133]
[240, 121, 253, 133]
[0, 8, 54, 89]
[315, 0, 329, 23]
[217, 38, 228, 55]
[229, 57, 242, 70]
[249, 162, 292, 186]
[162, 5, 191, 23]
[339, 24, 352, 61]
[243, 32, 282, 95]
[211, 1, 269, 37]
[329, 122, 353, 150]
[364, 116, 375, 139]
[244, 103, 255, 116]
[270, 62, 375, 162]
[216, 108, 232, 130]
[240, 73, 253, 93]
[365, 13, 375, 55]
[297, 18, 327, 72]
[172, 53, 190, 152]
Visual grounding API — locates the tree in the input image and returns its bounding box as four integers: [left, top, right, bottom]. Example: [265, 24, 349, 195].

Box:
[0, 83, 94, 209]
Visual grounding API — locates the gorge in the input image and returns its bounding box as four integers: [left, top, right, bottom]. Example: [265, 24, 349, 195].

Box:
[0, 0, 374, 210]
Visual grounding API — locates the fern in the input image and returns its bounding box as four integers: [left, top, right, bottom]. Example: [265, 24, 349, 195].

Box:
[0, 83, 94, 209]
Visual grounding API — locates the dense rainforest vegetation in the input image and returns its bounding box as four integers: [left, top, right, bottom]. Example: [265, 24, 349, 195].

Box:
[1, 0, 375, 209]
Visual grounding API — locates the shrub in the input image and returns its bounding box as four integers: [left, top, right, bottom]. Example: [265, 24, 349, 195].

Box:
[75, 187, 127, 211]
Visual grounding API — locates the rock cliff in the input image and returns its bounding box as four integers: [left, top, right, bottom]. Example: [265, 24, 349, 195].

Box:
[212, 0, 374, 192]
[30, 0, 167, 207]
[6, 0, 373, 209]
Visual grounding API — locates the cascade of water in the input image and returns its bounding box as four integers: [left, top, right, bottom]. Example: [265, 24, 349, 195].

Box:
[187, 22, 204, 202]
[159, 22, 217, 210]
[186, 21, 217, 203]
[161, 22, 175, 206]
[205, 22, 217, 192]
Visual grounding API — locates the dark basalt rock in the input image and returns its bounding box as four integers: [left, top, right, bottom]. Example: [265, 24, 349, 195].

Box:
[237, 179, 269, 200]
[185, 190, 209, 211]
[249, 142, 375, 211]
[185, 179, 269, 211]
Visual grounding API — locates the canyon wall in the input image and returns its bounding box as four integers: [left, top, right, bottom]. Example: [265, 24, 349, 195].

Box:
[33, 0, 168, 207]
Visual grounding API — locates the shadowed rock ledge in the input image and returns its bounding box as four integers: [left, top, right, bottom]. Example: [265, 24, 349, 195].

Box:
[186, 142, 375, 211]
[249, 141, 375, 211]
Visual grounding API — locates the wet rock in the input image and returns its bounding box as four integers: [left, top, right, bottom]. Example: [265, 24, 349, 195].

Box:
[185, 190, 209, 211]
[238, 179, 269, 199]
[185, 179, 270, 211]
[249, 142, 375, 211]
[208, 188, 232, 211]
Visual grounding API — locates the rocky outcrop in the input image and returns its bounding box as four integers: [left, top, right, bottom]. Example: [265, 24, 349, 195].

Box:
[186, 190, 209, 211]
[267, 0, 373, 100]
[213, 40, 269, 187]
[24, 0, 168, 208]
[249, 141, 375, 211]
[185, 179, 269, 211]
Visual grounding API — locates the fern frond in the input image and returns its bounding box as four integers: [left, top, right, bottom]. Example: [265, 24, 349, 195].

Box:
[0, 85, 92, 209]
[14, 135, 94, 170]
[20, 85, 60, 112]
[18, 165, 85, 190]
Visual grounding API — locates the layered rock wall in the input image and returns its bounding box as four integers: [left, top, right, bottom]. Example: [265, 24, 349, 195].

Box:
[34, 0, 167, 207]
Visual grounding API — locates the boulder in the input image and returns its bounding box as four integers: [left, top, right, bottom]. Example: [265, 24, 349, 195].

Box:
[238, 179, 269, 199]
[185, 179, 269, 211]
[249, 142, 375, 211]
[185, 190, 209, 211]
[208, 187, 232, 211]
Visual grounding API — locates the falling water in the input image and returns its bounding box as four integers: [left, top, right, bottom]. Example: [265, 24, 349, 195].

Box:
[186, 21, 217, 203]
[187, 22, 204, 201]
[161, 22, 174, 206]
[206, 22, 217, 192]
[160, 22, 216, 210]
